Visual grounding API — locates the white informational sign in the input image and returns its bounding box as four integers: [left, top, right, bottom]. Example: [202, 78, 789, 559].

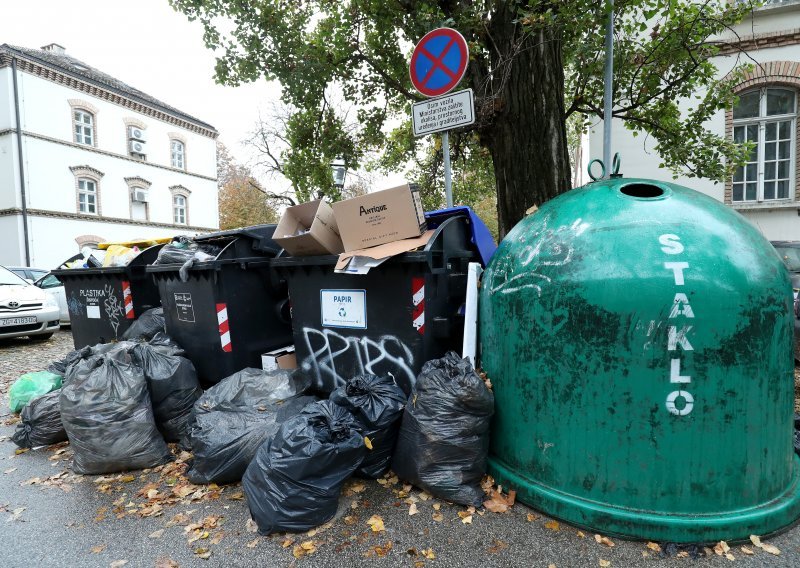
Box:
[412, 88, 475, 137]
[321, 290, 367, 329]
[87, 305, 100, 319]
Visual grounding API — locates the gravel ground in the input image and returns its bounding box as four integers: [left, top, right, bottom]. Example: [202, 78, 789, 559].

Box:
[1, 331, 800, 567]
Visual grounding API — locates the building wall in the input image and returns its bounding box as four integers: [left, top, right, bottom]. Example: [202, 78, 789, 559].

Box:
[0, 59, 218, 268]
[587, 8, 800, 241]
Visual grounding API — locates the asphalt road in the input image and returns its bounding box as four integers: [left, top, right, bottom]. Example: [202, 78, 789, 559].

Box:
[2, 332, 800, 567]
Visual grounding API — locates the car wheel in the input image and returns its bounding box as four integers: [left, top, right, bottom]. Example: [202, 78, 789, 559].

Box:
[29, 333, 54, 341]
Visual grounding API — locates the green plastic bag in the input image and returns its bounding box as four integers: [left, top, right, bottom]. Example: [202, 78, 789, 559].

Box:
[8, 371, 62, 413]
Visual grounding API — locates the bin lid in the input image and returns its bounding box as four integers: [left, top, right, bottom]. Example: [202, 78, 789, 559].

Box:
[425, 206, 496, 267]
[193, 224, 281, 255]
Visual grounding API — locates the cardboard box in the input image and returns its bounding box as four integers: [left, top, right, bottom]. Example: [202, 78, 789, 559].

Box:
[262, 345, 298, 371]
[332, 184, 427, 252]
[273, 199, 344, 256]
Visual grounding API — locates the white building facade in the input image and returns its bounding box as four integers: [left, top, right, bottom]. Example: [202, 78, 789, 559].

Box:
[588, 1, 800, 241]
[0, 43, 219, 269]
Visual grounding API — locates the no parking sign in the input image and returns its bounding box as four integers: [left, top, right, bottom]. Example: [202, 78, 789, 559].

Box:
[409, 28, 469, 97]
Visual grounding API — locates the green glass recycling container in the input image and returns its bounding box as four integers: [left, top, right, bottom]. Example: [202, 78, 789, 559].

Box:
[480, 178, 800, 542]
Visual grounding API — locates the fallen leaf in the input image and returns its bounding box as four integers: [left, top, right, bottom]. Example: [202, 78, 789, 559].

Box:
[761, 543, 781, 555]
[418, 492, 431, 501]
[749, 534, 762, 547]
[646, 542, 661, 552]
[725, 552, 735, 561]
[120, 475, 135, 483]
[714, 541, 730, 556]
[149, 529, 165, 539]
[526, 513, 537, 522]
[488, 539, 508, 553]
[594, 534, 615, 547]
[167, 513, 191, 527]
[432, 503, 441, 511]
[210, 531, 225, 546]
[599, 560, 611, 567]
[227, 491, 244, 501]
[194, 548, 212, 560]
[676, 551, 689, 558]
[7, 507, 25, 522]
[577, 531, 585, 538]
[422, 548, 435, 560]
[740, 546, 754, 555]
[246, 539, 259, 548]
[22, 477, 41, 486]
[367, 515, 385, 532]
[373, 542, 392, 557]
[432, 512, 444, 522]
[292, 540, 318, 558]
[364, 436, 373, 450]
[281, 538, 295, 548]
[110, 561, 128, 568]
[154, 558, 179, 568]
[15, 448, 29, 455]
[245, 518, 258, 533]
[544, 520, 560, 531]
[90, 544, 106, 554]
[409, 503, 418, 516]
[147, 489, 160, 499]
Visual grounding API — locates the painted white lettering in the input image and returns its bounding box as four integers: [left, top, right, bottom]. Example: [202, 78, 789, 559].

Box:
[668, 293, 695, 318]
[659, 234, 684, 255]
[664, 261, 689, 285]
[665, 390, 694, 416]
[668, 325, 694, 351]
[670, 358, 691, 383]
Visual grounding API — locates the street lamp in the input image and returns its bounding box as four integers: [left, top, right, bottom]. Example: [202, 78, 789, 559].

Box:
[331, 158, 347, 191]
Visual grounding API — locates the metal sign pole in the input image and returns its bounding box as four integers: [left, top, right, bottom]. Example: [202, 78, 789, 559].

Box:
[602, 0, 614, 178]
[442, 131, 453, 207]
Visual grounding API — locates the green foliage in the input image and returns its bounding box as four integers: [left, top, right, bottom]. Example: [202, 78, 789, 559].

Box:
[174, 0, 751, 203]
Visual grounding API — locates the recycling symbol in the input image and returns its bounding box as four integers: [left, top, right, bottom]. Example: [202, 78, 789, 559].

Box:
[338, 307, 347, 317]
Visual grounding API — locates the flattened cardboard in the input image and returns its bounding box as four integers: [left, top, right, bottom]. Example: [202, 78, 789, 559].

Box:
[273, 199, 344, 256]
[332, 184, 427, 252]
[334, 230, 435, 271]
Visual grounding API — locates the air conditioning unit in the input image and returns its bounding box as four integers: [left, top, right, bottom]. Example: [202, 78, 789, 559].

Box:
[128, 126, 146, 141]
[131, 189, 148, 203]
[129, 140, 146, 155]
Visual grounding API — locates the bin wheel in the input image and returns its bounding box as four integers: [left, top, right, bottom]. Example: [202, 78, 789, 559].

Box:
[29, 333, 54, 341]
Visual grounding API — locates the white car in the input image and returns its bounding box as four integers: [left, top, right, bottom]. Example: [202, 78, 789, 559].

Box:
[0, 266, 61, 341]
[34, 273, 70, 326]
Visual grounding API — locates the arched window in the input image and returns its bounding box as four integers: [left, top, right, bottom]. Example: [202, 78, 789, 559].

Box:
[732, 88, 796, 202]
[74, 109, 94, 146]
[78, 178, 98, 214]
[173, 194, 187, 224]
[171, 140, 185, 169]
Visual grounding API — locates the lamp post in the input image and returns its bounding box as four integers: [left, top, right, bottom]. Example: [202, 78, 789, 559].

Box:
[331, 158, 347, 191]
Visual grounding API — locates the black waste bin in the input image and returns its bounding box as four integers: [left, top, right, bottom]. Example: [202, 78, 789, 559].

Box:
[147, 225, 292, 386]
[52, 245, 164, 349]
[272, 214, 484, 394]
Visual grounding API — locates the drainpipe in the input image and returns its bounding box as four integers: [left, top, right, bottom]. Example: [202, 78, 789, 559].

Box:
[11, 57, 31, 265]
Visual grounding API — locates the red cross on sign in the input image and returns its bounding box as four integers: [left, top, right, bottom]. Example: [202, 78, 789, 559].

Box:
[409, 28, 469, 98]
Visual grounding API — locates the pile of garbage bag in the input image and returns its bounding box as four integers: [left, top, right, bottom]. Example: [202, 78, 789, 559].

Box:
[185, 368, 316, 484]
[243, 399, 366, 534]
[12, 390, 67, 448]
[154, 236, 222, 281]
[60, 350, 172, 474]
[392, 351, 494, 507]
[121, 307, 166, 341]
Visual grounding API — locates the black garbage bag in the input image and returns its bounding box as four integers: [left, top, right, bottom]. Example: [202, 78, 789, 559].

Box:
[186, 368, 316, 484]
[62, 341, 137, 384]
[60, 351, 172, 474]
[330, 374, 406, 478]
[121, 307, 166, 341]
[243, 399, 366, 535]
[148, 332, 183, 354]
[11, 390, 67, 449]
[155, 237, 222, 282]
[130, 343, 202, 442]
[47, 349, 83, 378]
[391, 352, 494, 507]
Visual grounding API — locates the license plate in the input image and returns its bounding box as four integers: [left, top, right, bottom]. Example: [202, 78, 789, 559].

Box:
[0, 316, 37, 327]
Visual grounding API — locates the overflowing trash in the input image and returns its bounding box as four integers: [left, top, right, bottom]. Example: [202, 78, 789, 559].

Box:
[130, 342, 202, 442]
[8, 371, 63, 413]
[154, 236, 222, 281]
[59, 350, 172, 474]
[11, 390, 68, 448]
[47, 349, 84, 378]
[330, 374, 407, 478]
[186, 368, 316, 484]
[392, 351, 494, 507]
[243, 399, 366, 534]
[121, 307, 166, 341]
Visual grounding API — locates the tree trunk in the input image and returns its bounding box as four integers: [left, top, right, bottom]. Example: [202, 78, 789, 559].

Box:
[480, 6, 571, 237]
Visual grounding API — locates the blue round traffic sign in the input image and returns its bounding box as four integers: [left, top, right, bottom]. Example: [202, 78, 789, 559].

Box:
[409, 28, 469, 98]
